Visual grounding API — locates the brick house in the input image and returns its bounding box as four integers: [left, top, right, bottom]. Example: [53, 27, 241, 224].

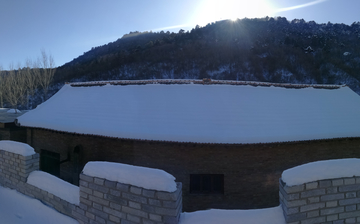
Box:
[0, 109, 27, 142]
[16, 79, 360, 211]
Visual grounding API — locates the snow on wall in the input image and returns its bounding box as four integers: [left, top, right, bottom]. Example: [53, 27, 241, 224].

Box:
[27, 171, 80, 205]
[281, 158, 360, 186]
[17, 83, 360, 144]
[83, 161, 177, 192]
[0, 140, 35, 156]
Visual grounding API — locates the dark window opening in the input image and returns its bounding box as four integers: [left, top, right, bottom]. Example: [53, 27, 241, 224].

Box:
[190, 174, 224, 194]
[40, 149, 60, 177]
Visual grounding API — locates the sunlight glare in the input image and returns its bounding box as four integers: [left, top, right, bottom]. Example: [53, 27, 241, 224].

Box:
[193, 0, 274, 26]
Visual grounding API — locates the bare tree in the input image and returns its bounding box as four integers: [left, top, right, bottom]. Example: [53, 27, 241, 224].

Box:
[0, 66, 5, 108]
[5, 63, 27, 113]
[24, 59, 40, 109]
[38, 50, 56, 101]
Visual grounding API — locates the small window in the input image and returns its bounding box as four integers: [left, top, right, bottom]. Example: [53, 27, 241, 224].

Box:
[40, 149, 60, 177]
[190, 174, 224, 194]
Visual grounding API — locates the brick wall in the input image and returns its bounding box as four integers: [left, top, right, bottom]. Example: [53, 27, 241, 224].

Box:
[0, 148, 183, 224]
[76, 173, 182, 224]
[280, 177, 360, 224]
[0, 149, 39, 188]
[27, 128, 360, 211]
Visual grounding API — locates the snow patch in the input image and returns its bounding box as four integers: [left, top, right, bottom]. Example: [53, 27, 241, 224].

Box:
[27, 171, 79, 205]
[0, 140, 35, 156]
[83, 162, 177, 192]
[7, 109, 21, 114]
[180, 206, 285, 224]
[0, 185, 79, 224]
[282, 158, 360, 186]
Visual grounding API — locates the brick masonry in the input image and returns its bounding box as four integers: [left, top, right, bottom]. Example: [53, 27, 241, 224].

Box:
[27, 128, 360, 211]
[0, 148, 183, 224]
[280, 177, 360, 224]
[77, 173, 182, 224]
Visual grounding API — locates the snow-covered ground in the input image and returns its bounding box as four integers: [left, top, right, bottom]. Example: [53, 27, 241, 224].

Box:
[0, 184, 285, 224]
[0, 186, 78, 224]
[180, 206, 286, 224]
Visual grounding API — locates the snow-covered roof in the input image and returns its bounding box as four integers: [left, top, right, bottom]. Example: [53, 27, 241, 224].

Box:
[16, 80, 360, 144]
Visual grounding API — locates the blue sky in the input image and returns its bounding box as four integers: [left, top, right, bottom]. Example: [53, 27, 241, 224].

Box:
[0, 0, 359, 69]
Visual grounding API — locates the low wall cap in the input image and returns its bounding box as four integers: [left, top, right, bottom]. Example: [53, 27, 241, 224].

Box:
[282, 158, 360, 186]
[0, 140, 35, 156]
[83, 161, 177, 192]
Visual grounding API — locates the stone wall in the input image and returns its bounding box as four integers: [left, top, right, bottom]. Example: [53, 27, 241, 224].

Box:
[280, 177, 360, 224]
[76, 173, 182, 224]
[0, 149, 39, 188]
[0, 148, 183, 224]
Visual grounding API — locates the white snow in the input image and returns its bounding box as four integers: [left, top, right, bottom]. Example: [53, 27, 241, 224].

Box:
[0, 185, 78, 224]
[17, 83, 360, 144]
[7, 109, 21, 113]
[83, 161, 177, 192]
[282, 158, 360, 186]
[180, 206, 285, 224]
[27, 171, 80, 205]
[0, 140, 35, 156]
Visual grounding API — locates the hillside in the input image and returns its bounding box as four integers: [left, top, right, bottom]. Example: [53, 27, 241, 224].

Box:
[53, 17, 360, 93]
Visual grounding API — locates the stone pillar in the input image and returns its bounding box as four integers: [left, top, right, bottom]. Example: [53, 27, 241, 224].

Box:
[0, 149, 39, 189]
[280, 177, 360, 224]
[75, 173, 182, 224]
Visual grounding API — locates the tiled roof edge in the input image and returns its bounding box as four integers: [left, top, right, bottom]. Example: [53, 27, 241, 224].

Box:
[67, 79, 344, 90]
[17, 124, 359, 146]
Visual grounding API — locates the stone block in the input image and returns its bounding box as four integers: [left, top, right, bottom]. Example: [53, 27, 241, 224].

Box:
[320, 206, 345, 215]
[88, 183, 109, 194]
[126, 214, 141, 223]
[89, 208, 109, 220]
[122, 206, 148, 218]
[344, 178, 356, 185]
[89, 195, 109, 206]
[345, 205, 356, 212]
[129, 201, 141, 209]
[103, 206, 126, 219]
[80, 173, 94, 183]
[122, 192, 147, 204]
[104, 180, 116, 189]
[300, 202, 325, 212]
[301, 216, 325, 224]
[105, 194, 128, 205]
[149, 213, 162, 222]
[333, 179, 344, 186]
[339, 198, 360, 206]
[339, 210, 360, 219]
[321, 193, 345, 202]
[306, 182, 318, 190]
[116, 182, 129, 192]
[94, 177, 105, 186]
[130, 186, 142, 195]
[339, 184, 360, 193]
[300, 189, 326, 198]
[345, 192, 356, 198]
[326, 201, 338, 207]
[142, 189, 155, 198]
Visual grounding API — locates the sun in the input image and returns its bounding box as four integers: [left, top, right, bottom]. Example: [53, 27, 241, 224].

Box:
[193, 0, 274, 26]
